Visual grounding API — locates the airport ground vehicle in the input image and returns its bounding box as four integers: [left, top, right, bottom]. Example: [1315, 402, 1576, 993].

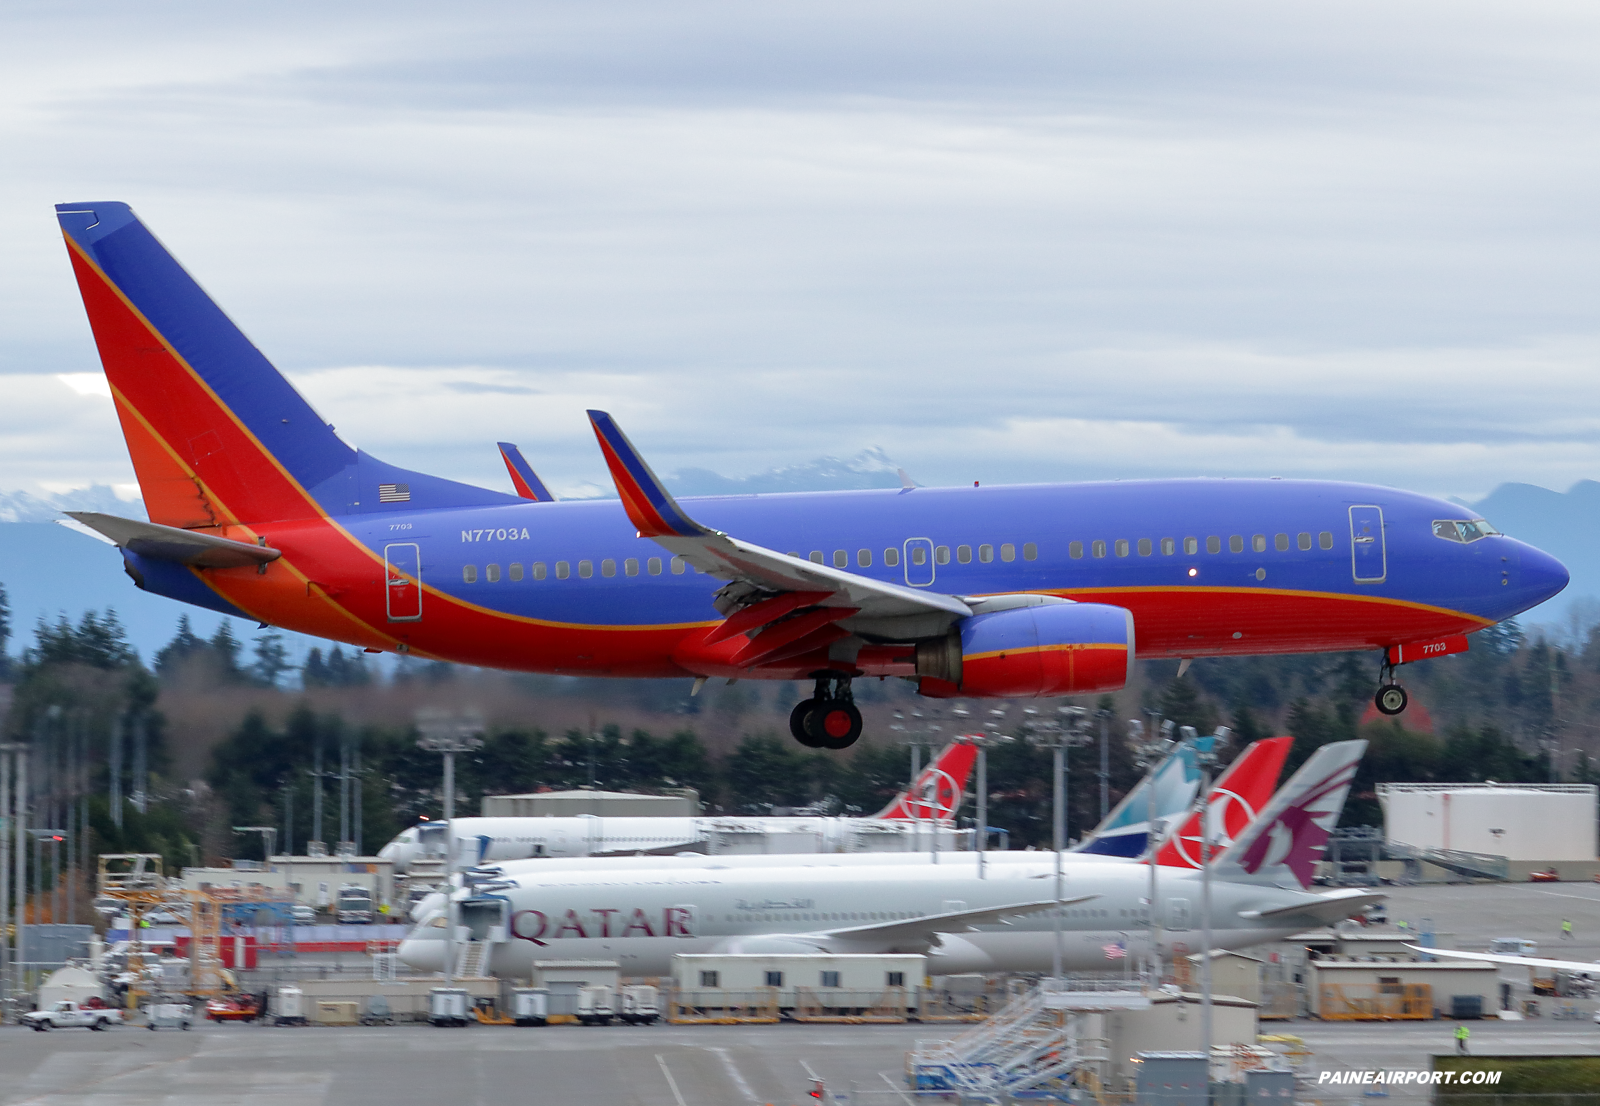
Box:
[577, 985, 615, 1025]
[147, 1001, 195, 1030]
[22, 1001, 122, 1031]
[337, 885, 375, 924]
[618, 985, 660, 1025]
[206, 994, 264, 1022]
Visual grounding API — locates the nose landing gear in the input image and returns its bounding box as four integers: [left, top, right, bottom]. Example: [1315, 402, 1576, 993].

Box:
[1374, 652, 1409, 716]
[789, 673, 863, 750]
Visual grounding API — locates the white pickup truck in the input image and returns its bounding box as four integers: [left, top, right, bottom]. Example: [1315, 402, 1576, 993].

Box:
[22, 1001, 123, 1031]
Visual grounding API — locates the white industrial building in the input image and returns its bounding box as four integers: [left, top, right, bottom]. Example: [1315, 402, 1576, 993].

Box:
[1378, 783, 1597, 862]
[481, 789, 699, 817]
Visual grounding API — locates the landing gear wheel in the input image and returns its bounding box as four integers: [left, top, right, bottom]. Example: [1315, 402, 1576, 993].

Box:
[790, 701, 825, 748]
[806, 700, 862, 750]
[1375, 684, 1409, 716]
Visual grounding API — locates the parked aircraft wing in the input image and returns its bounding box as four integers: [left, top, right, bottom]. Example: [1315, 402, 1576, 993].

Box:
[1236, 888, 1387, 928]
[822, 895, 1098, 945]
[65, 511, 281, 569]
[1407, 945, 1600, 974]
[587, 410, 972, 643]
[497, 442, 557, 502]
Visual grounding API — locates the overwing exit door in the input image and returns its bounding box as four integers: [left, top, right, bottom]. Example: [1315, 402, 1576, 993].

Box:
[384, 542, 422, 621]
[1349, 506, 1386, 584]
[903, 538, 936, 587]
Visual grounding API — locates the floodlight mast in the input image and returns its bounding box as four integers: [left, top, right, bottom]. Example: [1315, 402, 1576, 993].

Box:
[890, 709, 946, 858]
[416, 710, 485, 987]
[1024, 705, 1092, 986]
[234, 826, 277, 862]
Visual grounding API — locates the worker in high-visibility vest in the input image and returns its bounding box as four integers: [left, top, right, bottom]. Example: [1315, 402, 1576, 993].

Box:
[1562, 919, 1574, 941]
[1455, 1024, 1470, 1055]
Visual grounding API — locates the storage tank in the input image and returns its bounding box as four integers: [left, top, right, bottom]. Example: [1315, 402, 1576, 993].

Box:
[1379, 784, 1597, 861]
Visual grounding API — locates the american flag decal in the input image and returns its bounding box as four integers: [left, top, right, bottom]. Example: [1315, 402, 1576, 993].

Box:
[1102, 941, 1127, 960]
[378, 483, 411, 503]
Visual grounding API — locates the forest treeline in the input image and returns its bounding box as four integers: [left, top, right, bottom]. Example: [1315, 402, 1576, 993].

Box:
[0, 579, 1591, 874]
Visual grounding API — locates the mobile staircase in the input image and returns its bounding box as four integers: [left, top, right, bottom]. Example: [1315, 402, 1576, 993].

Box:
[908, 980, 1143, 1101]
[1384, 841, 1509, 882]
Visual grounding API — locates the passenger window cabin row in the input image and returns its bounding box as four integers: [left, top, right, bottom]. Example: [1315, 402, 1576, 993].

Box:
[462, 555, 688, 584]
[459, 529, 1334, 584]
[460, 542, 1043, 583]
[1068, 531, 1335, 560]
[795, 543, 1039, 569]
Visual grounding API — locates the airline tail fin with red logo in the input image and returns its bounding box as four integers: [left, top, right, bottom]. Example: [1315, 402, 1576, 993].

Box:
[1210, 739, 1367, 889]
[873, 739, 979, 821]
[1150, 737, 1292, 869]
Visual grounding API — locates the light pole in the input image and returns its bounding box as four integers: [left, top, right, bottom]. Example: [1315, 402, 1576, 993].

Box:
[890, 710, 947, 860]
[956, 708, 1012, 880]
[0, 741, 23, 1019]
[1096, 707, 1112, 825]
[1190, 725, 1229, 1075]
[1024, 705, 1092, 984]
[234, 826, 278, 863]
[417, 710, 485, 986]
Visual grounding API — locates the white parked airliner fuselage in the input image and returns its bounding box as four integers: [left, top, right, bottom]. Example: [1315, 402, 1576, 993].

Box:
[398, 859, 1367, 977]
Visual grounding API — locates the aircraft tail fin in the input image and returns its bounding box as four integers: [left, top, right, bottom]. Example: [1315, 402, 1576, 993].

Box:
[1072, 735, 1201, 857]
[56, 202, 516, 528]
[873, 739, 979, 820]
[1210, 739, 1367, 889]
[1152, 737, 1292, 869]
[498, 442, 557, 501]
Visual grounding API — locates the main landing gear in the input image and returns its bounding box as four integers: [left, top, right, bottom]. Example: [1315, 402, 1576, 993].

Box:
[1374, 652, 1409, 716]
[790, 673, 863, 751]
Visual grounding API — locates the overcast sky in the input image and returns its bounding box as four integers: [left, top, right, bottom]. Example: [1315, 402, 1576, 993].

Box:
[5, 1, 1600, 503]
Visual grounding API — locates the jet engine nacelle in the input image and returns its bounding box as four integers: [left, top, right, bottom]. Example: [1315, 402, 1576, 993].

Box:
[915, 601, 1134, 698]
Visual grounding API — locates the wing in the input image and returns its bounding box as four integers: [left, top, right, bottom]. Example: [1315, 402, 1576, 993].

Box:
[497, 442, 557, 502]
[1410, 945, 1600, 974]
[586, 410, 972, 664]
[1237, 888, 1386, 927]
[820, 894, 1097, 946]
[65, 511, 281, 569]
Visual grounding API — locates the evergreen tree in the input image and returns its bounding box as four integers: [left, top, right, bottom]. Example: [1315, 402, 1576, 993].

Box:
[154, 615, 204, 676]
[251, 631, 291, 687]
[30, 609, 136, 668]
[0, 580, 11, 675]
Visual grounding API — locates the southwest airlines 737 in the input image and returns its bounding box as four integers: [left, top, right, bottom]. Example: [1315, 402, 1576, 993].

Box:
[53, 202, 1568, 748]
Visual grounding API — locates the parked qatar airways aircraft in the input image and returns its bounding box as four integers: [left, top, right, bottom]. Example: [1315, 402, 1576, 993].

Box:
[399, 741, 1371, 977]
[379, 740, 978, 872]
[53, 202, 1568, 749]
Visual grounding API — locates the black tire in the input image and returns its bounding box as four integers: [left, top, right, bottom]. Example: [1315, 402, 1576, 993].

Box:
[91, 1019, 106, 1031]
[807, 700, 862, 750]
[1375, 684, 1408, 716]
[790, 701, 825, 748]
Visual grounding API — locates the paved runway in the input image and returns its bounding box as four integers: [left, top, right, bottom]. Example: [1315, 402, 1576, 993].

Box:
[4, 1017, 1599, 1106]
[0, 1021, 934, 1106]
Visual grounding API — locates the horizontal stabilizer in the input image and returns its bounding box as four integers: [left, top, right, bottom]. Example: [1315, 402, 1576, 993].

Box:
[65, 511, 280, 569]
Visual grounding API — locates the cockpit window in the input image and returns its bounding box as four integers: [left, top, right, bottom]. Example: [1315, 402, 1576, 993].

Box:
[1432, 519, 1498, 543]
